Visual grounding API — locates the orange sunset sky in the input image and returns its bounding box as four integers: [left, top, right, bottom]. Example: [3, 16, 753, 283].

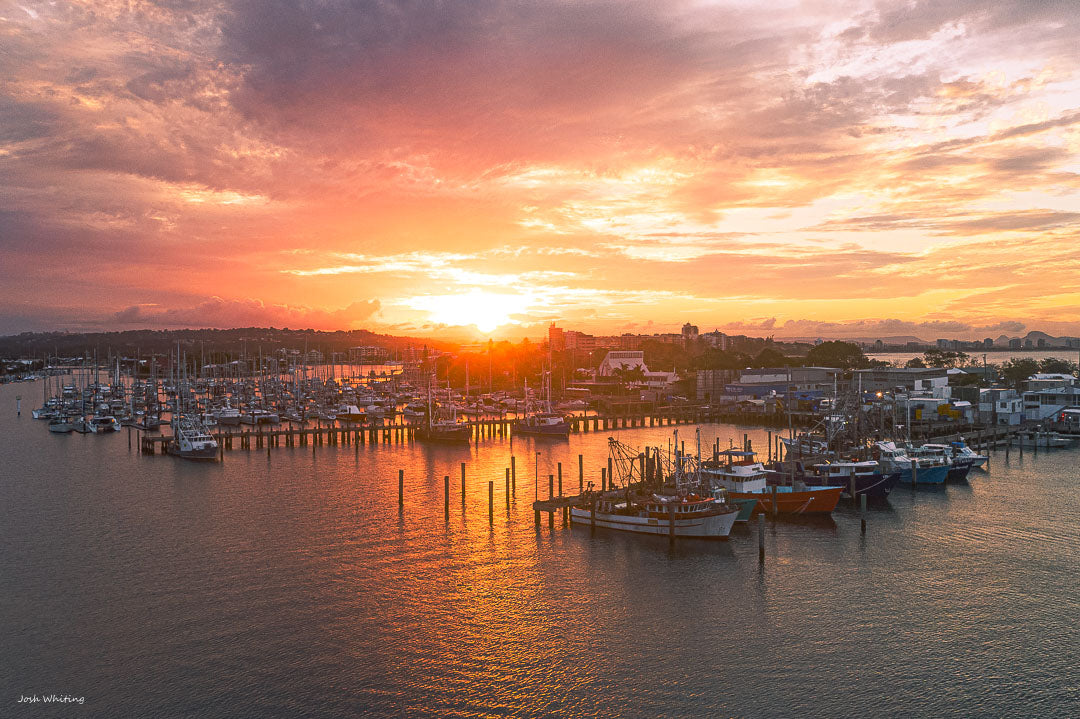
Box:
[1, 1, 1079, 340]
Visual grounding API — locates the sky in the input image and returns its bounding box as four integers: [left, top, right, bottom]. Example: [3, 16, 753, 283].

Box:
[2, 0, 1079, 341]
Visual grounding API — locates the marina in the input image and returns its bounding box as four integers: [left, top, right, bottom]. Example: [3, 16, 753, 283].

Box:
[4, 373, 1079, 717]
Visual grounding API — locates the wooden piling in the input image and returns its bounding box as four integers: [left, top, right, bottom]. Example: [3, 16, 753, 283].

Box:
[461, 463, 466, 508]
[398, 469, 404, 508]
[505, 469, 511, 512]
[758, 513, 765, 563]
[557, 463, 563, 497]
[860, 493, 867, 534]
[511, 455, 516, 496]
[488, 481, 493, 525]
[911, 459, 918, 487]
[668, 504, 676, 545]
[578, 454, 584, 492]
[444, 475, 450, 518]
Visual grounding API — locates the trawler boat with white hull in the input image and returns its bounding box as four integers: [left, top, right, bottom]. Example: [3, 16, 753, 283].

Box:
[570, 492, 738, 538]
[168, 414, 219, 461]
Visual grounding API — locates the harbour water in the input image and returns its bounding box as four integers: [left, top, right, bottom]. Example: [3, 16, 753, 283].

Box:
[2, 378, 1078, 717]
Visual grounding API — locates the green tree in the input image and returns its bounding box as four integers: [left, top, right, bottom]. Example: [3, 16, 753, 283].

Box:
[1000, 358, 1040, 386]
[905, 357, 927, 368]
[805, 341, 866, 369]
[1038, 358, 1077, 375]
[922, 348, 969, 368]
[751, 347, 789, 368]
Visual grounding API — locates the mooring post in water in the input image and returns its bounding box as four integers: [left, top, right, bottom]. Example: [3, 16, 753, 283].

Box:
[505, 469, 510, 512]
[444, 475, 450, 518]
[548, 475, 555, 529]
[911, 459, 918, 488]
[601, 467, 606, 492]
[758, 513, 765, 563]
[579, 454, 584, 492]
[558, 463, 563, 497]
[128, 427, 131, 450]
[461, 463, 466, 508]
[607, 457, 613, 488]
[860, 493, 867, 534]
[488, 481, 493, 525]
[667, 503, 676, 545]
[511, 455, 516, 496]
[398, 469, 404, 508]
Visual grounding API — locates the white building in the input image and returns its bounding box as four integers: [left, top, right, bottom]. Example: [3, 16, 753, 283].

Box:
[1021, 385, 1080, 421]
[598, 350, 676, 390]
[978, 388, 1024, 426]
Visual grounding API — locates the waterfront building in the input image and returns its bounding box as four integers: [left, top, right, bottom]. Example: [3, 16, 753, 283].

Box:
[977, 388, 1023, 426]
[852, 367, 949, 394]
[1021, 385, 1080, 421]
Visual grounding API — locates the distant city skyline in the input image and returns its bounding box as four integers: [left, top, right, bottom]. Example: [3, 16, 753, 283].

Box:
[2, 2, 1079, 338]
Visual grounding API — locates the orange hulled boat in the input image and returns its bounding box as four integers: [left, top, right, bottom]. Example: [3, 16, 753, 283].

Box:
[700, 449, 843, 515]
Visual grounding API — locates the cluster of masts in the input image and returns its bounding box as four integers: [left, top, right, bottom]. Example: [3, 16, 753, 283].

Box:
[30, 354, 583, 455]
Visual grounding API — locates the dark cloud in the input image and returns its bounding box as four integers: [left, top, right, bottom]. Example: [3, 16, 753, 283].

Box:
[110, 297, 382, 330]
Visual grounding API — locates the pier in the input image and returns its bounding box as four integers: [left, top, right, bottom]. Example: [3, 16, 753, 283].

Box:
[135, 408, 730, 455]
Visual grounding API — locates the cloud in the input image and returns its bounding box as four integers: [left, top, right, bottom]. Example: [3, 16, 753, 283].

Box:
[1, 0, 1080, 338]
[718, 317, 1031, 341]
[109, 297, 381, 330]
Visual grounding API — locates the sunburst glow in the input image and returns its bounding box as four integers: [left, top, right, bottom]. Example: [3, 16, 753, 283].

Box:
[404, 290, 532, 334]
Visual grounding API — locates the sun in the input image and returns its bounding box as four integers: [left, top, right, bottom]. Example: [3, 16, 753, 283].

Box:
[408, 289, 530, 333]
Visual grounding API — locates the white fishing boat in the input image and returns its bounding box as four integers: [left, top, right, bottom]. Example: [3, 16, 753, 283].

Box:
[948, 438, 989, 468]
[570, 492, 738, 538]
[167, 414, 219, 460]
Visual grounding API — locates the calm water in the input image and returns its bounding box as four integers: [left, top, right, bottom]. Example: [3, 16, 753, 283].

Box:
[2, 379, 1078, 718]
[867, 349, 1080, 366]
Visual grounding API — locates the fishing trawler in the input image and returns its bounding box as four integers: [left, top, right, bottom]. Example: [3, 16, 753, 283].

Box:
[766, 459, 899, 502]
[569, 491, 739, 538]
[167, 414, 219, 460]
[873, 441, 948, 484]
[701, 449, 843, 514]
